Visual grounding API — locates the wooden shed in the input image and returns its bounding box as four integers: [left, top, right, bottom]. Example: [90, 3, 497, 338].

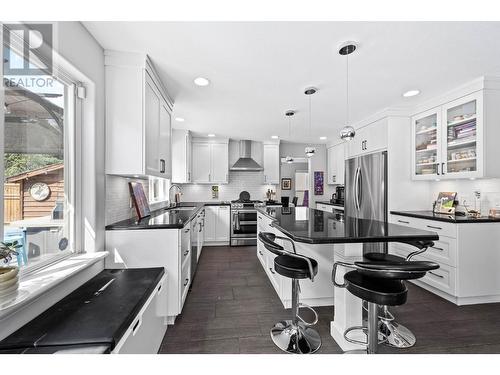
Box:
[4, 163, 64, 223]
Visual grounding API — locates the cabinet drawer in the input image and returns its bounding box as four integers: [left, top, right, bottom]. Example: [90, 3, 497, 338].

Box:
[420, 263, 456, 295]
[180, 261, 191, 305]
[391, 215, 457, 239]
[265, 251, 280, 293]
[181, 243, 191, 267]
[390, 236, 457, 267]
[257, 242, 266, 267]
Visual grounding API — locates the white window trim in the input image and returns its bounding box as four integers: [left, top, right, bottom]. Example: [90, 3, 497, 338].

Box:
[1, 23, 88, 277]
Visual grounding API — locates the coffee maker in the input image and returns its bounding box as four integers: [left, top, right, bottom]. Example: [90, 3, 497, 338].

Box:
[330, 186, 345, 206]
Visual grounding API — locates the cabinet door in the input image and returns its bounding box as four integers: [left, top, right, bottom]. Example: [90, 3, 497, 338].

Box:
[335, 144, 345, 185]
[216, 206, 230, 241]
[263, 144, 280, 184]
[412, 108, 442, 180]
[192, 143, 211, 183]
[159, 101, 172, 179]
[327, 146, 336, 184]
[171, 130, 192, 183]
[441, 92, 483, 179]
[204, 206, 217, 242]
[210, 143, 229, 183]
[144, 76, 161, 176]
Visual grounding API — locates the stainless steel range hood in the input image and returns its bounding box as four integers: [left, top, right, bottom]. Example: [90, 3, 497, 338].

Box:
[230, 140, 263, 171]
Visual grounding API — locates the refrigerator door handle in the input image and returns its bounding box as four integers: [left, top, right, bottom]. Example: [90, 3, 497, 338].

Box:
[354, 166, 361, 211]
[358, 167, 363, 209]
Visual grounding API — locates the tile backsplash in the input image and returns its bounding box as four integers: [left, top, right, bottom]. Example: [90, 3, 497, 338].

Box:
[179, 171, 277, 202]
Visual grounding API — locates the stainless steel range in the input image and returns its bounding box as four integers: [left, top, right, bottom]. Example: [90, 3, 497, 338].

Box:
[230, 191, 264, 246]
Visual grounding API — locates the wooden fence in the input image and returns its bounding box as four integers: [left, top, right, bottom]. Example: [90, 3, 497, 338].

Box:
[4, 183, 22, 224]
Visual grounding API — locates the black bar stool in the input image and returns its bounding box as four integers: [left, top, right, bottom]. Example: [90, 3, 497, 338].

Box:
[332, 252, 439, 354]
[258, 232, 321, 354]
[362, 240, 434, 348]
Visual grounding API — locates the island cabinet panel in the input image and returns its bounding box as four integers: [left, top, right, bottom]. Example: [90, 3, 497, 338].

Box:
[256, 212, 334, 308]
[105, 228, 191, 323]
[390, 214, 500, 305]
[204, 205, 230, 245]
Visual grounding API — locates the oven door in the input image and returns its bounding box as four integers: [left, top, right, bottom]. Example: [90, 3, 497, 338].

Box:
[231, 209, 257, 245]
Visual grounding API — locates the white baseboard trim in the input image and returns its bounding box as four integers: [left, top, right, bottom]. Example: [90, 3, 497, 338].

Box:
[330, 321, 366, 352]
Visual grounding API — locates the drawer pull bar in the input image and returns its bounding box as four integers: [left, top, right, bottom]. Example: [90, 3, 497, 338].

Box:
[269, 268, 276, 275]
[397, 220, 410, 224]
[259, 251, 263, 256]
[184, 278, 189, 286]
[427, 225, 443, 230]
[184, 250, 190, 256]
[429, 271, 444, 279]
[432, 246, 444, 252]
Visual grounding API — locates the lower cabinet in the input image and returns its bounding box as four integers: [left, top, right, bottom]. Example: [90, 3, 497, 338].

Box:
[204, 205, 230, 245]
[257, 212, 334, 308]
[390, 214, 500, 305]
[105, 226, 192, 324]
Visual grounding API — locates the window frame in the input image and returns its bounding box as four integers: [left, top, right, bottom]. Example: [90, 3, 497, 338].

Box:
[1, 23, 84, 276]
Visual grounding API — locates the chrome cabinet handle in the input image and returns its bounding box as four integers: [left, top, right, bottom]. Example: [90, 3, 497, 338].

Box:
[183, 250, 189, 256]
[264, 175, 267, 182]
[436, 163, 440, 175]
[432, 246, 444, 252]
[160, 159, 166, 173]
[188, 171, 191, 182]
[259, 251, 263, 256]
[427, 225, 443, 230]
[397, 220, 410, 224]
[269, 268, 275, 275]
[184, 278, 189, 286]
[332, 175, 336, 182]
[184, 228, 190, 233]
[208, 173, 211, 181]
[258, 216, 262, 220]
[442, 162, 446, 175]
[428, 271, 444, 279]
[199, 223, 202, 232]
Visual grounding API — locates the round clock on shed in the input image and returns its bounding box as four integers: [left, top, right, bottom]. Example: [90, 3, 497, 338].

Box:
[30, 182, 51, 201]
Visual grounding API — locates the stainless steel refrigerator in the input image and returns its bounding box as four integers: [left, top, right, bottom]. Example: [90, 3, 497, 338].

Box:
[345, 150, 388, 253]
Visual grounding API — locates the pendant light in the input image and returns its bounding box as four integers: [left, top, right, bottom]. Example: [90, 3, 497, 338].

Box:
[304, 87, 317, 157]
[285, 110, 295, 163]
[339, 42, 357, 141]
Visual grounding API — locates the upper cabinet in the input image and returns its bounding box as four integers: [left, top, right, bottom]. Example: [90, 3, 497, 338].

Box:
[327, 143, 346, 185]
[172, 129, 192, 183]
[346, 119, 388, 158]
[105, 51, 173, 179]
[412, 86, 500, 180]
[263, 143, 280, 184]
[191, 138, 229, 184]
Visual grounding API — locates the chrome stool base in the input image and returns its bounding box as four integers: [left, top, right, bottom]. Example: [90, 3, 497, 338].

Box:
[270, 320, 321, 354]
[379, 320, 416, 348]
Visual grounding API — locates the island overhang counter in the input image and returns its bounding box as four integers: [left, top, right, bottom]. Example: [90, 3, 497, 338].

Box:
[256, 206, 439, 351]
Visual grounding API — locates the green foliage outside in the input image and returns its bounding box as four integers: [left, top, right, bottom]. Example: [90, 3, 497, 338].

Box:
[4, 153, 63, 179]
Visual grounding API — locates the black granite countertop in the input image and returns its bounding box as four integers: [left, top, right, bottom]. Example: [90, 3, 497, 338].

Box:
[258, 207, 439, 245]
[316, 201, 345, 208]
[391, 210, 500, 224]
[105, 201, 231, 230]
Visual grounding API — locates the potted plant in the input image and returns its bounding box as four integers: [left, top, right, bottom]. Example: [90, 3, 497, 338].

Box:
[0, 241, 22, 295]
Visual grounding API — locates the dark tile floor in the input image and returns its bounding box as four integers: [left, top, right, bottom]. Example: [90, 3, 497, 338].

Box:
[159, 246, 500, 354]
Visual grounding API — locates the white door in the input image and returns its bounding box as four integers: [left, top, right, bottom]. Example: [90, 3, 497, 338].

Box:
[192, 143, 211, 183]
[144, 76, 160, 176]
[210, 143, 228, 183]
[204, 206, 217, 242]
[216, 206, 230, 241]
[159, 101, 172, 179]
[263, 144, 279, 184]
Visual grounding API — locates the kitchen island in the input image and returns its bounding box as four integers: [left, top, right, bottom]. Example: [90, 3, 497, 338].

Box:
[257, 206, 439, 351]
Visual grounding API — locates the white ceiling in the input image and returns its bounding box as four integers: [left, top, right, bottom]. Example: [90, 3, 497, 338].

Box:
[84, 21, 500, 143]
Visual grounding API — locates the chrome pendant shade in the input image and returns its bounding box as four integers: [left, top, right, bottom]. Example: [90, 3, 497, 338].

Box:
[339, 41, 357, 142]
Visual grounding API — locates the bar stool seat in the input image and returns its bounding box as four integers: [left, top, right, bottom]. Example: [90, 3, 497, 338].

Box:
[344, 271, 407, 306]
[274, 255, 318, 280]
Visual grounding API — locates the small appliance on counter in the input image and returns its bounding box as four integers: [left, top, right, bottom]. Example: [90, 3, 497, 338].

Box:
[330, 185, 345, 206]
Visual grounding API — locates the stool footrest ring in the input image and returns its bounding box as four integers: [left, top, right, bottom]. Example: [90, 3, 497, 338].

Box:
[344, 326, 388, 346]
[298, 303, 319, 326]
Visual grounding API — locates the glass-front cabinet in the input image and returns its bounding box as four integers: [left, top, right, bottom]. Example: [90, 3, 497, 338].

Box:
[412, 92, 483, 180]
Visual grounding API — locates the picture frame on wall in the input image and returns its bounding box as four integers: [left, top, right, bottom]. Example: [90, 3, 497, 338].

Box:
[314, 171, 324, 195]
[129, 181, 151, 220]
[281, 178, 292, 190]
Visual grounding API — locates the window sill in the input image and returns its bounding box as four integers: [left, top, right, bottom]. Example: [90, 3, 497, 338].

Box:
[0, 252, 108, 319]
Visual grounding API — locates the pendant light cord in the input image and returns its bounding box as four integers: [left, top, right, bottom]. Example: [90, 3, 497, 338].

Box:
[309, 94, 312, 137]
[346, 52, 349, 126]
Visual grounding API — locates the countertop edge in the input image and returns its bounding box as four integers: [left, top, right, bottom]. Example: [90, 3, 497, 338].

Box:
[391, 210, 500, 224]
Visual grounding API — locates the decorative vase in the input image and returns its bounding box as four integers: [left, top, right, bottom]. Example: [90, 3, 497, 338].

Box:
[0, 266, 19, 298]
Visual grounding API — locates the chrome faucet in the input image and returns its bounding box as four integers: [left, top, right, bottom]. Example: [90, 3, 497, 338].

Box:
[168, 184, 182, 207]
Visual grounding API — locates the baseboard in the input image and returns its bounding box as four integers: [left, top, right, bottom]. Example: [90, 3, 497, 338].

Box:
[281, 297, 334, 309]
[330, 321, 366, 352]
[204, 241, 230, 247]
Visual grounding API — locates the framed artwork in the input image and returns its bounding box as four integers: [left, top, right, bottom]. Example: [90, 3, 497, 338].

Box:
[129, 181, 151, 220]
[281, 178, 292, 190]
[434, 191, 457, 214]
[314, 171, 324, 195]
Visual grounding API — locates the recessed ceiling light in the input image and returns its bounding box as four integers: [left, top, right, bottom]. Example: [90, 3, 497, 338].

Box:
[175, 117, 185, 122]
[271, 135, 279, 139]
[403, 89, 420, 98]
[207, 134, 215, 137]
[194, 77, 210, 86]
[320, 136, 327, 140]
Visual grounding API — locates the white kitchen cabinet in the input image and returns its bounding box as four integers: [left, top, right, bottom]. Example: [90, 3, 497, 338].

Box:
[389, 214, 500, 305]
[327, 143, 346, 185]
[347, 119, 388, 158]
[263, 144, 280, 184]
[191, 139, 229, 184]
[105, 225, 192, 324]
[105, 51, 173, 178]
[171, 129, 192, 183]
[204, 205, 230, 245]
[411, 85, 500, 180]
